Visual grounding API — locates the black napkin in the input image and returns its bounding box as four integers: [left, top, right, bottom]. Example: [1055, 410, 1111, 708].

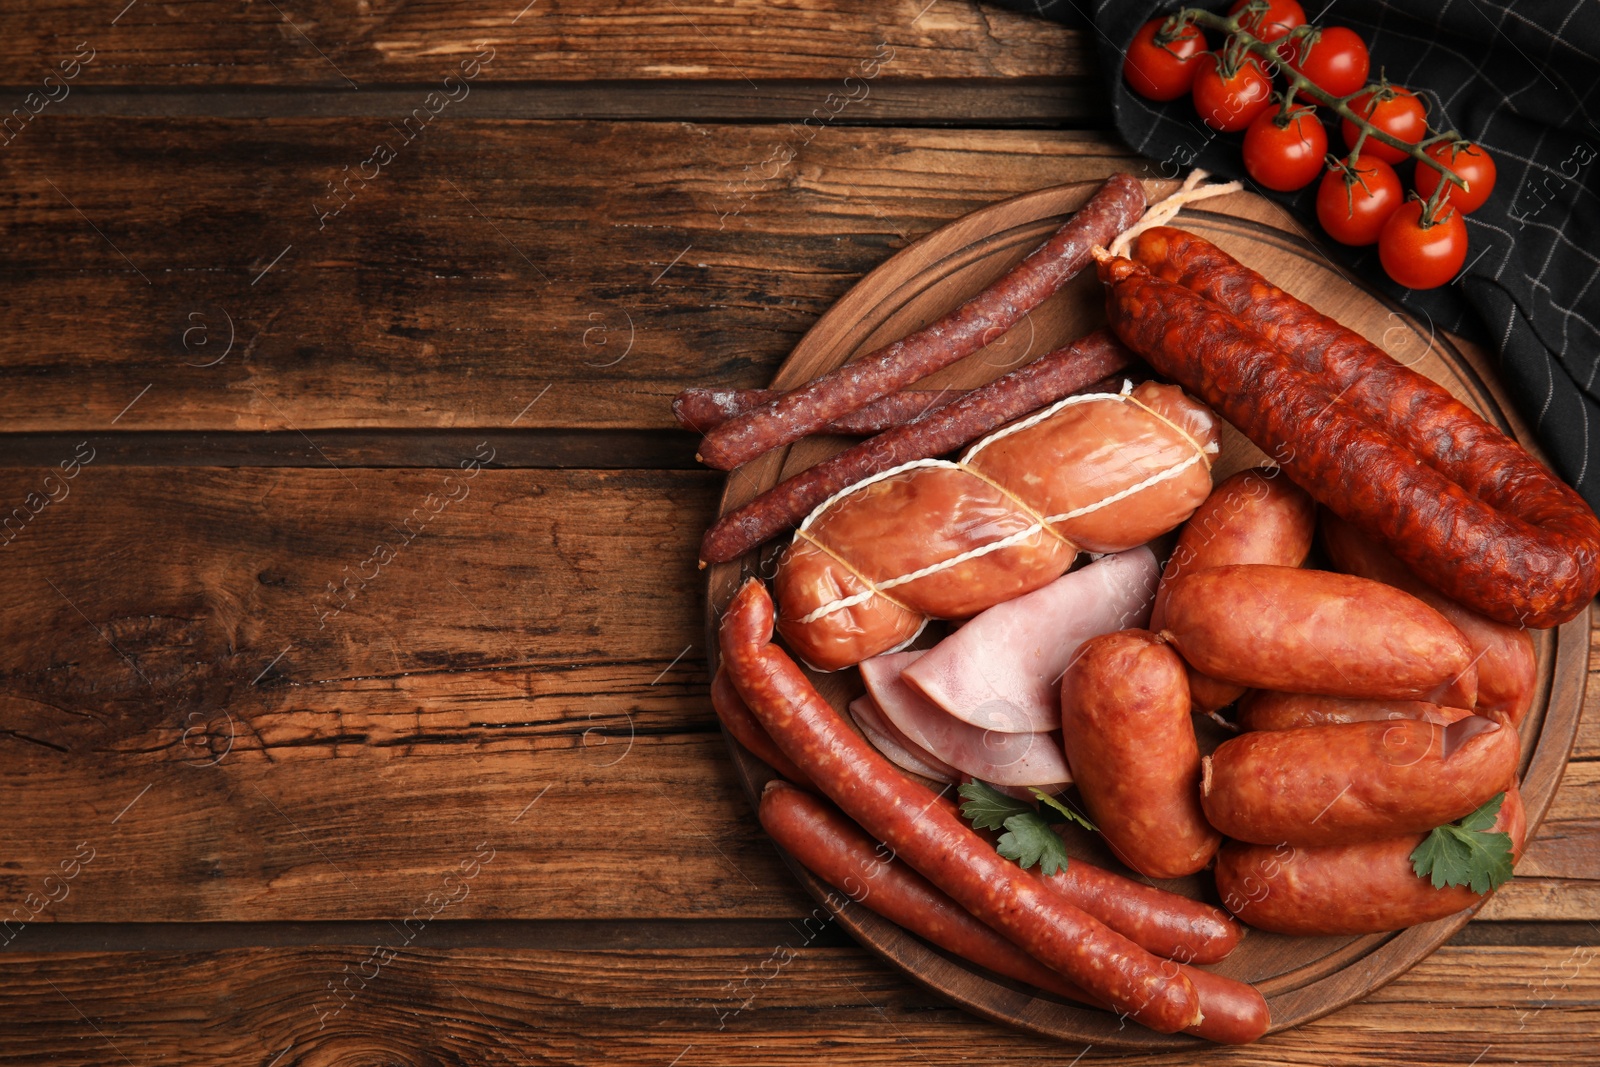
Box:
[990, 0, 1600, 510]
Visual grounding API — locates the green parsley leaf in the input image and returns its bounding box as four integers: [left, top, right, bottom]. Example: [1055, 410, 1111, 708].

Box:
[1031, 788, 1098, 833]
[957, 780, 1034, 831]
[958, 780, 1075, 875]
[996, 812, 1073, 877]
[1410, 792, 1515, 896]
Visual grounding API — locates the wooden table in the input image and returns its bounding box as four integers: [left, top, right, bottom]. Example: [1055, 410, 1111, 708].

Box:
[0, 3, 1594, 1063]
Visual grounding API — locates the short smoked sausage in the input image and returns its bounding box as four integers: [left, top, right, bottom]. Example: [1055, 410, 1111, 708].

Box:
[1215, 784, 1527, 935]
[1062, 630, 1220, 878]
[1201, 714, 1520, 846]
[1160, 565, 1477, 704]
[1150, 467, 1316, 712]
[1235, 691, 1473, 732]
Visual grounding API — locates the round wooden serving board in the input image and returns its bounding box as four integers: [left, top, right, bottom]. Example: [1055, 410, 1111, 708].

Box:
[703, 179, 1589, 1049]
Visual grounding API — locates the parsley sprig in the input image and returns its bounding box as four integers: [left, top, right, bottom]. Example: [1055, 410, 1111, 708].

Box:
[1410, 792, 1516, 895]
[957, 781, 1096, 877]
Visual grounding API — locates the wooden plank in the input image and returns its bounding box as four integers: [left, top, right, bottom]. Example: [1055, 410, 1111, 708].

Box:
[0, 119, 1137, 432]
[0, 944, 1593, 1065]
[43, 79, 1107, 125]
[0, 1, 1080, 86]
[0, 465, 818, 921]
[0, 429, 700, 469]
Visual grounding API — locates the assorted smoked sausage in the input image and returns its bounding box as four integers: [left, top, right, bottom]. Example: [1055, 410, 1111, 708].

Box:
[684, 192, 1593, 1042]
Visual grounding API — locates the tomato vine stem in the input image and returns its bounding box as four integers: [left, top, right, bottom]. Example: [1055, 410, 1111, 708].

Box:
[1167, 6, 1469, 196]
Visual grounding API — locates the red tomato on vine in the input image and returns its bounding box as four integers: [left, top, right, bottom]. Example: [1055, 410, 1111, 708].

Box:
[1242, 104, 1328, 191]
[1124, 18, 1208, 101]
[1286, 26, 1370, 99]
[1228, 0, 1306, 42]
[1379, 200, 1469, 289]
[1316, 155, 1404, 246]
[1192, 54, 1274, 132]
[1414, 141, 1497, 214]
[1341, 86, 1428, 164]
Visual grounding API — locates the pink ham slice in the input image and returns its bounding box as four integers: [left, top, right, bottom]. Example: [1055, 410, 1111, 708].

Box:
[901, 546, 1159, 733]
[848, 694, 958, 783]
[860, 650, 1072, 787]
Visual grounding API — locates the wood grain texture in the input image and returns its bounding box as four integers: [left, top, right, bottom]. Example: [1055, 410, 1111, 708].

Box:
[43, 79, 1106, 125]
[0, 943, 1593, 1065]
[0, 119, 1136, 433]
[0, 465, 808, 921]
[0, 1, 1080, 86]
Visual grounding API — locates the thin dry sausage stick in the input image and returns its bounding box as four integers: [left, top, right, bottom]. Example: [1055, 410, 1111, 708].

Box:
[761, 782, 1269, 1043]
[700, 330, 1135, 563]
[1124, 228, 1600, 629]
[674, 387, 963, 436]
[718, 578, 1203, 1033]
[696, 173, 1147, 471]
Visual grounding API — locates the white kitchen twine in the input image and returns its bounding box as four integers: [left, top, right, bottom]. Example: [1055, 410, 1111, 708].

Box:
[1107, 169, 1244, 260]
[792, 382, 1217, 626]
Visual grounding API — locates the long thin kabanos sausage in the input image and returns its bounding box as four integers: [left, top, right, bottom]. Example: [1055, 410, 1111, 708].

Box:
[1120, 228, 1600, 628]
[696, 173, 1147, 471]
[760, 782, 1269, 1043]
[718, 578, 1204, 1034]
[699, 329, 1134, 564]
[674, 387, 963, 436]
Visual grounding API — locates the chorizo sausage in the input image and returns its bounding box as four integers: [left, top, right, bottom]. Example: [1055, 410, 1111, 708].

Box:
[697, 174, 1147, 471]
[711, 667, 816, 789]
[763, 782, 1268, 1042]
[700, 330, 1134, 563]
[1321, 511, 1538, 722]
[1150, 467, 1316, 712]
[1201, 714, 1520, 846]
[675, 387, 962, 436]
[759, 780, 1094, 1004]
[1215, 784, 1527, 935]
[1160, 565, 1476, 703]
[1106, 235, 1600, 629]
[1061, 630, 1220, 878]
[718, 578, 1204, 1033]
[776, 380, 1219, 671]
[1235, 690, 1474, 732]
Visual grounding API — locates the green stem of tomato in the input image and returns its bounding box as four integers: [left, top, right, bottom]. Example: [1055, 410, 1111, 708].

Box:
[1169, 8, 1469, 190]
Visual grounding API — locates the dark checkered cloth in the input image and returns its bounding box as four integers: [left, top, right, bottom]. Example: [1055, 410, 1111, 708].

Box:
[991, 0, 1600, 511]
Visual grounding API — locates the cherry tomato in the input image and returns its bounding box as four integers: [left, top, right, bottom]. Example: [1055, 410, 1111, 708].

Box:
[1228, 0, 1306, 42]
[1379, 200, 1468, 289]
[1242, 105, 1328, 191]
[1124, 18, 1208, 101]
[1191, 54, 1274, 132]
[1287, 26, 1370, 100]
[1316, 155, 1403, 245]
[1413, 141, 1498, 214]
[1340, 86, 1428, 164]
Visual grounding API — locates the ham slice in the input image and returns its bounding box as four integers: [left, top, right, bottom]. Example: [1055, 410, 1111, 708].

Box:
[860, 650, 1072, 786]
[848, 694, 958, 782]
[901, 546, 1159, 732]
